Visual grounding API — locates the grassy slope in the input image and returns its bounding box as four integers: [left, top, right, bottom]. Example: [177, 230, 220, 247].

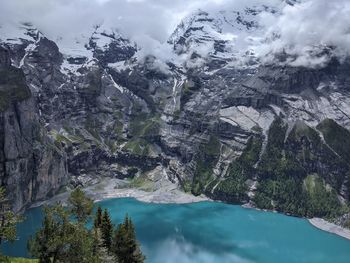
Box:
[1, 257, 38, 263]
[317, 118, 350, 164]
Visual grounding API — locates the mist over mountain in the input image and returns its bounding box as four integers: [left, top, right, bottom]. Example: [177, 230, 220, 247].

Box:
[1, 0, 350, 68]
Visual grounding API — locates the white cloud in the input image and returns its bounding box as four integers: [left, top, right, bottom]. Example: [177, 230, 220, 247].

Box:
[254, 0, 350, 67]
[0, 0, 349, 68]
[0, 0, 213, 42]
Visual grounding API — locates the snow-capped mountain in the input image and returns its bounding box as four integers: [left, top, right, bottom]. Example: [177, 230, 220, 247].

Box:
[167, 2, 289, 71]
[1, 1, 350, 224]
[169, 8, 263, 65]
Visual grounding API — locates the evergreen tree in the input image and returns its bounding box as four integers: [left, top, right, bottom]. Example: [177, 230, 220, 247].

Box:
[63, 222, 100, 263]
[113, 215, 145, 263]
[0, 187, 22, 254]
[101, 209, 113, 251]
[28, 204, 99, 263]
[28, 205, 68, 263]
[25, 188, 144, 263]
[68, 188, 94, 223]
[94, 206, 103, 228]
[92, 227, 100, 257]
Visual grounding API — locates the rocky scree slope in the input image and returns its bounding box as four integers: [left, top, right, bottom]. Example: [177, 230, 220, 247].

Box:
[0, 3, 350, 220]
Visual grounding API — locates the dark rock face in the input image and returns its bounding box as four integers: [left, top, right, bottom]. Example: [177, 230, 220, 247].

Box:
[0, 47, 68, 211]
[91, 38, 136, 65]
[0, 47, 11, 69]
[1, 17, 350, 219]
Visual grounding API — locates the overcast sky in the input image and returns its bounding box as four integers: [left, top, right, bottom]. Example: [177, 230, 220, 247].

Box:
[0, 0, 349, 67]
[0, 0, 238, 42]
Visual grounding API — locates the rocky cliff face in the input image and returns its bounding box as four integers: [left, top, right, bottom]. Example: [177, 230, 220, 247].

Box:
[1, 2, 350, 217]
[0, 46, 68, 211]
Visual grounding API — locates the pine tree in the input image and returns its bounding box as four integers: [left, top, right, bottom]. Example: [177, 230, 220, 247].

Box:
[94, 206, 103, 228]
[26, 188, 144, 262]
[63, 221, 100, 263]
[68, 188, 94, 223]
[113, 215, 145, 263]
[92, 227, 100, 257]
[101, 209, 113, 251]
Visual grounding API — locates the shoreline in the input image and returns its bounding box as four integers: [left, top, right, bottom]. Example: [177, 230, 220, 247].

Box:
[243, 204, 350, 241]
[31, 178, 350, 241]
[31, 178, 209, 208]
[308, 218, 350, 241]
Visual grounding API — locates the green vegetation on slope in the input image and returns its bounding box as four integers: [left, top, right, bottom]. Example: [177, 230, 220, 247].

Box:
[253, 119, 346, 217]
[129, 175, 155, 192]
[304, 174, 343, 218]
[0, 256, 38, 263]
[317, 118, 350, 164]
[212, 135, 263, 203]
[191, 135, 221, 195]
[129, 113, 160, 139]
[123, 112, 161, 157]
[123, 138, 156, 156]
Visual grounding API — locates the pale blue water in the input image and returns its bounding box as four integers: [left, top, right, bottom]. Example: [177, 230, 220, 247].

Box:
[2, 198, 350, 263]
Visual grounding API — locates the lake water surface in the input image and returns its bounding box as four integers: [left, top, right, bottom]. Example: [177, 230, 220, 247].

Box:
[3, 198, 350, 263]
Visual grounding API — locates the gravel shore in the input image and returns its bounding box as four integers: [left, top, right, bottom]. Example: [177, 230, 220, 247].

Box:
[309, 218, 350, 240]
[31, 178, 208, 208]
[84, 178, 209, 204]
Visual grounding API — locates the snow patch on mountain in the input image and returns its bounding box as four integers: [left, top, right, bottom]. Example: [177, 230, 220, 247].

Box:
[168, 4, 280, 69]
[0, 22, 36, 45]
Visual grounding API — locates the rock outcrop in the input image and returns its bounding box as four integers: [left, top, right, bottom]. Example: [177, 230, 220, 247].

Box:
[0, 46, 68, 211]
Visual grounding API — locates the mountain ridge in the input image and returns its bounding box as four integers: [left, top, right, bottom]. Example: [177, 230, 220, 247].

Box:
[0, 2, 350, 226]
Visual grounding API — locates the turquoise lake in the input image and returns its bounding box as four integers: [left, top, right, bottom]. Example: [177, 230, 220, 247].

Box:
[3, 198, 350, 263]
